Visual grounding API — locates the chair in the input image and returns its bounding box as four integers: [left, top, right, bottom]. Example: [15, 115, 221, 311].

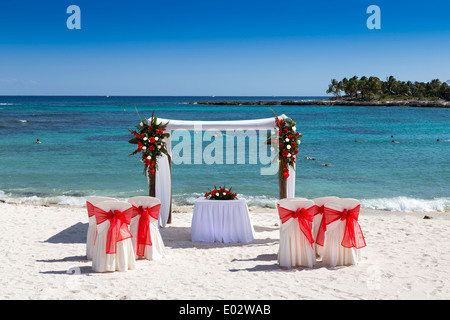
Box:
[128, 196, 167, 260]
[85, 197, 118, 260]
[91, 201, 136, 272]
[312, 196, 339, 258]
[277, 198, 316, 268]
[316, 198, 366, 267]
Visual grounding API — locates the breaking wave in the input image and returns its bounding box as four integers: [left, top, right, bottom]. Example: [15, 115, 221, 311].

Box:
[1, 190, 448, 213]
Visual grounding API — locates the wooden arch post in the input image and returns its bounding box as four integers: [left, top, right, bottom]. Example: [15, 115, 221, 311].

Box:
[279, 169, 288, 199]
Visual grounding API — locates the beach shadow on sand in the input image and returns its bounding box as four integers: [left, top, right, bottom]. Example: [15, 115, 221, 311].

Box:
[39, 266, 93, 275]
[37, 255, 94, 275]
[229, 254, 349, 272]
[229, 253, 280, 272]
[44, 222, 87, 244]
[159, 225, 278, 250]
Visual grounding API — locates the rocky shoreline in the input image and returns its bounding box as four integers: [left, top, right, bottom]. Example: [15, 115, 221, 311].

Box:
[190, 99, 450, 108]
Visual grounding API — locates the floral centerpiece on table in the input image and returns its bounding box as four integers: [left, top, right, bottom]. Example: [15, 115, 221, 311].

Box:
[205, 185, 238, 200]
[273, 112, 302, 180]
[128, 110, 170, 176]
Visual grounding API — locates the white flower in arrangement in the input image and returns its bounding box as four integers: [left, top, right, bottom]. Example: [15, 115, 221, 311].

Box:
[140, 122, 144, 126]
[297, 140, 301, 144]
[142, 146, 147, 150]
[285, 138, 289, 142]
[147, 156, 151, 160]
[157, 146, 161, 149]
[155, 137, 159, 141]
[223, 192, 227, 196]
[143, 137, 148, 141]
[287, 153, 291, 157]
[216, 193, 220, 196]
[281, 114, 287, 119]
[287, 145, 291, 149]
[292, 126, 296, 131]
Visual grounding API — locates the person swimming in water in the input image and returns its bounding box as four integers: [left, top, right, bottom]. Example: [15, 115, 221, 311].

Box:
[36, 138, 41, 144]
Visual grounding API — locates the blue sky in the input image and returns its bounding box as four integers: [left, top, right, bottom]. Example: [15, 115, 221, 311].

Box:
[0, 0, 449, 96]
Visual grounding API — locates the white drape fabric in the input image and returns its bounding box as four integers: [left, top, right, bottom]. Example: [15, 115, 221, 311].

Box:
[158, 117, 281, 131]
[85, 196, 118, 261]
[320, 199, 361, 267]
[277, 198, 316, 268]
[91, 201, 136, 273]
[286, 163, 296, 198]
[128, 196, 167, 260]
[191, 198, 255, 243]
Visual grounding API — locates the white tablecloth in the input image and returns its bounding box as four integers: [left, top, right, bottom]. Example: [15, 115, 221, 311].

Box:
[191, 198, 255, 243]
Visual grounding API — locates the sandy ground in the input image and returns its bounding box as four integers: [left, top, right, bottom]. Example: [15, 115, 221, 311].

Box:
[0, 202, 449, 300]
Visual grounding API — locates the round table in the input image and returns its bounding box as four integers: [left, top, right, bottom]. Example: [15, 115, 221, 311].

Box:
[191, 197, 255, 243]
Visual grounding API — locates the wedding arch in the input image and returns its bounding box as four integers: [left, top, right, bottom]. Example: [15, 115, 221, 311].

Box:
[129, 115, 299, 227]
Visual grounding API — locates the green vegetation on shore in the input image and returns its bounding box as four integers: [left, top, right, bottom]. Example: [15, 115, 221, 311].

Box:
[190, 76, 450, 108]
[327, 76, 450, 101]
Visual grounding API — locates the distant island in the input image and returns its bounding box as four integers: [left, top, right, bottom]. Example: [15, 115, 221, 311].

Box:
[191, 76, 450, 108]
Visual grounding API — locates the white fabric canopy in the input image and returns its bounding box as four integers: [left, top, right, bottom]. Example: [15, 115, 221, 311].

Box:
[150, 116, 296, 227]
[158, 117, 280, 131]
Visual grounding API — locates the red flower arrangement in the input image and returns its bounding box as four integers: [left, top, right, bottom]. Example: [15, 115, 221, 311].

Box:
[274, 113, 302, 179]
[205, 185, 238, 200]
[128, 110, 170, 176]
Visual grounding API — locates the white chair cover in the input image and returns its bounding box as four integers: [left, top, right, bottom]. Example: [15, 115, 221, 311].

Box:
[128, 196, 167, 260]
[277, 198, 316, 268]
[91, 201, 136, 272]
[312, 196, 339, 258]
[320, 198, 362, 267]
[85, 196, 118, 260]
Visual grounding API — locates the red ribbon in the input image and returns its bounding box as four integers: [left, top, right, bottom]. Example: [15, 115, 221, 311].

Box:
[93, 207, 133, 254]
[132, 204, 161, 257]
[86, 201, 95, 217]
[313, 204, 325, 216]
[315, 205, 366, 249]
[277, 204, 316, 248]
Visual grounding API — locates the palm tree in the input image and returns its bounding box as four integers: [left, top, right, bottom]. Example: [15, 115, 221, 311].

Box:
[439, 81, 450, 99]
[342, 77, 350, 97]
[383, 76, 398, 95]
[326, 79, 343, 98]
[348, 76, 359, 98]
[358, 76, 369, 99]
[414, 81, 426, 98]
[428, 79, 442, 97]
[367, 76, 381, 97]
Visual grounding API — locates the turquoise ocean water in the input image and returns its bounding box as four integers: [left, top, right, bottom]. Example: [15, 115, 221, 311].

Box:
[0, 96, 448, 212]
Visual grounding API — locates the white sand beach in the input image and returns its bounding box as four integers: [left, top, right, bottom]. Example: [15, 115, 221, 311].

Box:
[0, 201, 449, 300]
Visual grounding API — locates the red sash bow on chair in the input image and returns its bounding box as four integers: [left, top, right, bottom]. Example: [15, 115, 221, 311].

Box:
[94, 207, 133, 254]
[132, 204, 161, 257]
[86, 201, 95, 218]
[315, 205, 366, 249]
[314, 204, 325, 216]
[277, 204, 315, 248]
